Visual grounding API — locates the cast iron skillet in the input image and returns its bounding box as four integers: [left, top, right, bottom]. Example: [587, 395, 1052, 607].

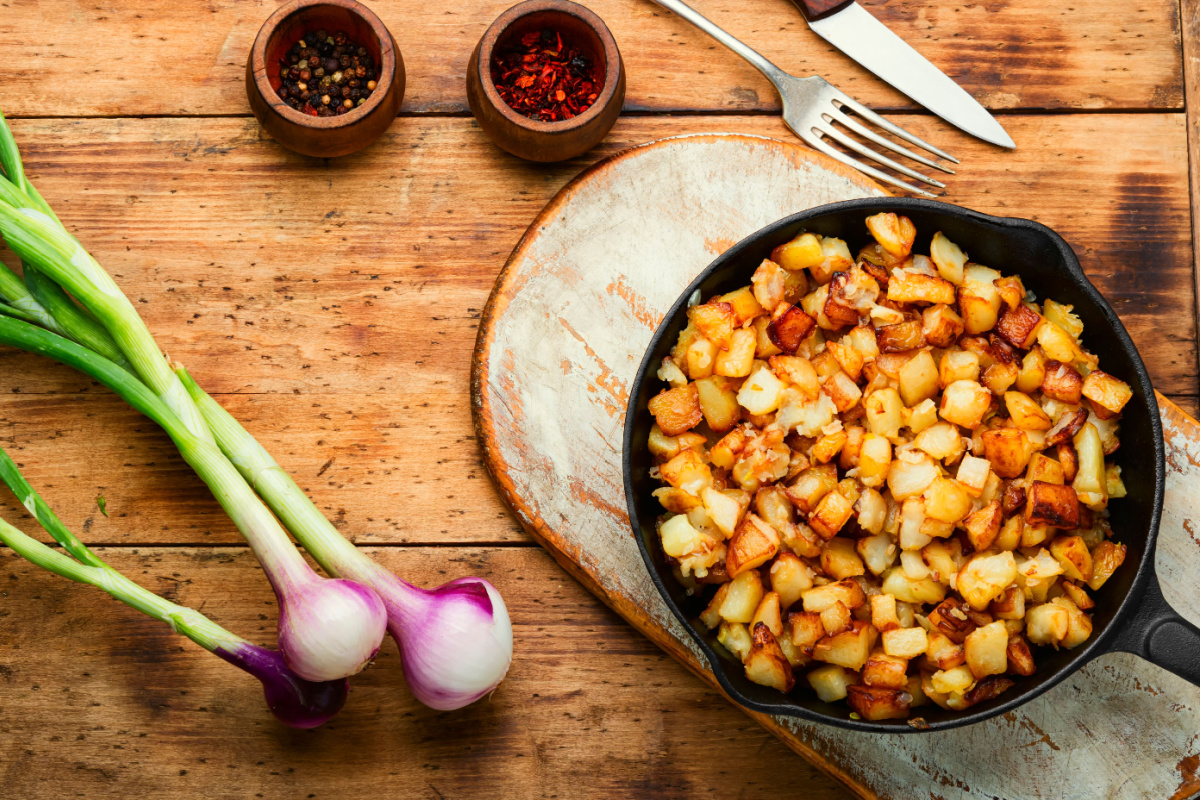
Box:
[623, 197, 1200, 732]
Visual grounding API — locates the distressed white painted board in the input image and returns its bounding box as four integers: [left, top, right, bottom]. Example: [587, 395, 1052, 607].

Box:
[472, 133, 1200, 800]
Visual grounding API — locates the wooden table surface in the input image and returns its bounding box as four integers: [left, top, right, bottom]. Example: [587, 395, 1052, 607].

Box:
[0, 1, 1198, 798]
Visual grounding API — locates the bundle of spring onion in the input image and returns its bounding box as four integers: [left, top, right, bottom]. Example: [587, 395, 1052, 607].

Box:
[0, 446, 348, 728]
[0, 110, 512, 717]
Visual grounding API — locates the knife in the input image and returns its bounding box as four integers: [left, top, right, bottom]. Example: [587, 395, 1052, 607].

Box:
[787, 0, 1015, 149]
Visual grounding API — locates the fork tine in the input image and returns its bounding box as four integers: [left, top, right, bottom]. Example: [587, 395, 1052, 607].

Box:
[824, 106, 955, 176]
[796, 127, 939, 198]
[815, 121, 945, 189]
[832, 93, 959, 165]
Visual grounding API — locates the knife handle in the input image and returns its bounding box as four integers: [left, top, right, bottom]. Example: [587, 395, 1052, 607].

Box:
[785, 0, 854, 21]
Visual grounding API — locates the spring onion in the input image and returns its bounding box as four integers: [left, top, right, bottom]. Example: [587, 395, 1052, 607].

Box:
[0, 446, 348, 729]
[0, 317, 387, 682]
[0, 111, 511, 707]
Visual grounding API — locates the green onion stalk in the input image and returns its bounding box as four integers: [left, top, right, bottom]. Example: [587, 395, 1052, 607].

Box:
[0, 117, 387, 684]
[0, 318, 387, 682]
[0, 446, 349, 728]
[0, 112, 512, 709]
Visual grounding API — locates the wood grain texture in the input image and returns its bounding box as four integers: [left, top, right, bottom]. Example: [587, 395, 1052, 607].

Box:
[1185, 0, 1200, 381]
[0, 0, 1181, 117]
[472, 134, 1200, 799]
[0, 545, 852, 799]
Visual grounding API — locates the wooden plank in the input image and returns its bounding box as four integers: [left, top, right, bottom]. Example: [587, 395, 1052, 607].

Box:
[0, 0, 1181, 117]
[1184, 0, 1200, 378]
[1, 113, 1193, 399]
[0, 544, 854, 799]
[472, 132, 1200, 799]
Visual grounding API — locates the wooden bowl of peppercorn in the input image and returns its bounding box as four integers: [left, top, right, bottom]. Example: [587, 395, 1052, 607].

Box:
[246, 0, 404, 158]
[466, 0, 625, 163]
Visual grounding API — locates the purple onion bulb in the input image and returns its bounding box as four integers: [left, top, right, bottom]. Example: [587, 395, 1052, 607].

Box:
[215, 643, 348, 729]
[277, 576, 388, 682]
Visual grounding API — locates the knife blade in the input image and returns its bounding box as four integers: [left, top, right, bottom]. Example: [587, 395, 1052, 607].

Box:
[789, 0, 1014, 149]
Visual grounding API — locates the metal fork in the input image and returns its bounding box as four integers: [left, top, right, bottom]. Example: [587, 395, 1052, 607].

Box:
[649, 0, 957, 197]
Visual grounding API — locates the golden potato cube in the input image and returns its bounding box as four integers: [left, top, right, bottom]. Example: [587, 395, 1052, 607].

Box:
[904, 398, 939, 434]
[753, 315, 783, 358]
[751, 591, 785, 638]
[700, 582, 730, 629]
[1027, 481, 1081, 529]
[809, 489, 855, 540]
[801, 579, 867, 613]
[888, 270, 956, 305]
[880, 567, 947, 605]
[1037, 320, 1085, 364]
[956, 454, 992, 497]
[981, 427, 1033, 479]
[754, 485, 794, 530]
[820, 537, 866, 580]
[994, 275, 1027, 310]
[863, 651, 910, 690]
[922, 304, 966, 348]
[882, 626, 928, 660]
[914, 421, 966, 461]
[1049, 534, 1093, 582]
[827, 340, 865, 382]
[898, 350, 939, 407]
[1087, 541, 1127, 590]
[940, 379, 992, 428]
[719, 568, 765, 623]
[785, 464, 838, 514]
[1082, 369, 1133, 416]
[858, 434, 892, 489]
[963, 500, 1003, 551]
[865, 387, 905, 438]
[982, 360, 1019, 395]
[926, 631, 966, 670]
[744, 623, 796, 691]
[847, 685, 912, 721]
[840, 425, 866, 470]
[769, 354, 821, 400]
[964, 621, 1009, 679]
[856, 498, 890, 544]
[923, 476, 973, 523]
[822, 370, 863, 413]
[647, 424, 705, 462]
[720, 285, 765, 326]
[702, 487, 746, 538]
[865, 212, 917, 258]
[807, 663, 855, 702]
[1007, 634, 1037, 676]
[957, 551, 1018, 611]
[790, 610, 827, 656]
[875, 320, 925, 353]
[1026, 602, 1070, 647]
[931, 664, 976, 695]
[751, 259, 788, 312]
[648, 384, 702, 436]
[939, 349, 981, 388]
[990, 585, 1026, 621]
[685, 336, 718, 379]
[820, 600, 853, 637]
[1061, 580, 1095, 611]
[770, 552, 814, 610]
[713, 328, 757, 377]
[735, 366, 786, 416]
[1005, 391, 1053, 431]
[660, 449, 713, 498]
[812, 620, 873, 670]
[1016, 348, 1047, 393]
[1051, 597, 1094, 648]
[1072, 422, 1108, 509]
[870, 594, 901, 633]
[995, 303, 1044, 349]
[692, 376, 740, 432]
[958, 281, 1002, 335]
[726, 514, 781, 578]
[687, 301, 735, 348]
[930, 231, 967, 284]
[771, 232, 824, 272]
[717, 620, 753, 661]
[1041, 360, 1083, 404]
[768, 304, 818, 353]
[653, 487, 703, 514]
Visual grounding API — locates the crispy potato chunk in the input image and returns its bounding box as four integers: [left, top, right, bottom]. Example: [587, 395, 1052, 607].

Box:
[751, 259, 789, 313]
[1046, 407, 1089, 447]
[865, 212, 917, 258]
[727, 514, 781, 578]
[1049, 534, 1093, 582]
[768, 304, 818, 354]
[930, 232, 967, 285]
[964, 621, 1009, 679]
[809, 489, 856, 540]
[648, 385, 702, 436]
[995, 304, 1044, 349]
[847, 685, 912, 721]
[1087, 541, 1127, 590]
[882, 627, 928, 659]
[812, 620, 873, 670]
[745, 623, 796, 692]
[802, 579, 867, 613]
[1041, 360, 1083, 404]
[1006, 634, 1037, 676]
[876, 320, 925, 353]
[687, 301, 735, 348]
[981, 428, 1034, 479]
[940, 380, 992, 428]
[889, 270, 956, 305]
[807, 664, 855, 702]
[1005, 391, 1052, 431]
[1026, 481, 1081, 529]
[820, 537, 866, 580]
[714, 328, 757, 377]
[1081, 369, 1133, 417]
[963, 500, 1003, 551]
[922, 304, 966, 347]
[771, 233, 825, 273]
[864, 651, 910, 689]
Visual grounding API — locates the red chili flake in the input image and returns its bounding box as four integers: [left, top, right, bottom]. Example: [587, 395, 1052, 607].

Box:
[490, 27, 601, 122]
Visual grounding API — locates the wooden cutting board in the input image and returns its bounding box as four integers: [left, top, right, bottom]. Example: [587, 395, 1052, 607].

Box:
[471, 134, 1200, 800]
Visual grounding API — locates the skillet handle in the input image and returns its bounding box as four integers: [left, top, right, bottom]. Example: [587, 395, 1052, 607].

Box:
[1105, 572, 1200, 688]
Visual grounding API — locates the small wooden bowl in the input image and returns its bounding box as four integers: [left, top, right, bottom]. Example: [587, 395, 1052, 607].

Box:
[466, 0, 625, 163]
[246, 0, 405, 158]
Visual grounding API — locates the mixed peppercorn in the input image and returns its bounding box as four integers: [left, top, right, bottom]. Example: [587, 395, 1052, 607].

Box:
[490, 29, 600, 122]
[276, 30, 379, 116]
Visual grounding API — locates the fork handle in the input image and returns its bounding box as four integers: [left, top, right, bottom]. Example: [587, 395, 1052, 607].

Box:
[648, 0, 790, 86]
[785, 0, 854, 21]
